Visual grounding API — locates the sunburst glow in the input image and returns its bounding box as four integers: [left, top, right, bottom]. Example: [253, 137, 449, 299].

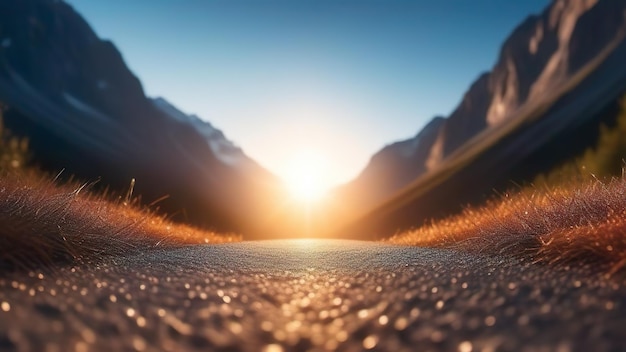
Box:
[284, 150, 331, 202]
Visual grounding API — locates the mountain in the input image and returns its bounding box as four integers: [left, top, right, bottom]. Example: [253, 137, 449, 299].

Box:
[336, 116, 444, 209]
[0, 0, 285, 238]
[337, 0, 626, 238]
[151, 97, 248, 168]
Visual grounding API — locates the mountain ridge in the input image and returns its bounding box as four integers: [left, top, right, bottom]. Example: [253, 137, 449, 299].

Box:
[0, 0, 284, 238]
[338, 0, 626, 222]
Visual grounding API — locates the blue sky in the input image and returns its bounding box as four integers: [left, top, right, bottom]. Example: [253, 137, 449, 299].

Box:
[66, 0, 549, 188]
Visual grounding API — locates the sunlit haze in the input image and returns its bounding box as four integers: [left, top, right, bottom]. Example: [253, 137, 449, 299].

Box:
[284, 149, 331, 202]
[65, 0, 549, 187]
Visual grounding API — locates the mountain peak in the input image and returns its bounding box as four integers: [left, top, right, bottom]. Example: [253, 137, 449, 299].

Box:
[150, 97, 248, 167]
[0, 0, 282, 238]
[340, 0, 626, 219]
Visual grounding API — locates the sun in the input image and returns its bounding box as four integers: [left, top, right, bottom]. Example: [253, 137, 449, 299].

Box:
[284, 150, 330, 202]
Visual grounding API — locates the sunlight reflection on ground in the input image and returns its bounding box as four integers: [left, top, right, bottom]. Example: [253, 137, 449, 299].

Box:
[1, 240, 625, 351]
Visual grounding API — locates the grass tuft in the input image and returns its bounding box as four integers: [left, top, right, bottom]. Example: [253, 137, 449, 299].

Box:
[0, 172, 239, 270]
[388, 176, 626, 274]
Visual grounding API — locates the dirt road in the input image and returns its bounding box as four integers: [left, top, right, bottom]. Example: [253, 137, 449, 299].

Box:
[0, 239, 624, 351]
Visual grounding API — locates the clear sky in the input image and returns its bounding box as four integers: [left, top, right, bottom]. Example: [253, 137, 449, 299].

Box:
[65, 0, 549, 189]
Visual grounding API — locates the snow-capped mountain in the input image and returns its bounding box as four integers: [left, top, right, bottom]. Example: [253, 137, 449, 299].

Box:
[151, 97, 247, 168]
[0, 0, 282, 237]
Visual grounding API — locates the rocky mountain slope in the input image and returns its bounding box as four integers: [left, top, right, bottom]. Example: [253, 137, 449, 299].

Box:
[0, 0, 283, 238]
[337, 0, 626, 226]
[338, 116, 445, 209]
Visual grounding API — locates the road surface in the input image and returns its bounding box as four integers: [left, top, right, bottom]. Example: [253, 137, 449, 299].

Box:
[0, 239, 625, 351]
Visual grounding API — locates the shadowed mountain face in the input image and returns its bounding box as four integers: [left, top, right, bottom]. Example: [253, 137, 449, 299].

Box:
[2, 0, 625, 241]
[338, 0, 626, 238]
[0, 0, 284, 238]
[337, 116, 445, 210]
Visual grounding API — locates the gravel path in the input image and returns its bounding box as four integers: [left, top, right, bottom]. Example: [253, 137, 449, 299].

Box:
[0, 239, 625, 351]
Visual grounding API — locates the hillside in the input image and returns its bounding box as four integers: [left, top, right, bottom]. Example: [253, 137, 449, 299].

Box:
[0, 0, 286, 238]
[335, 0, 626, 238]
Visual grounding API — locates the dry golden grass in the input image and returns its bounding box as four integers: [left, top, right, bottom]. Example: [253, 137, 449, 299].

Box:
[0, 171, 239, 269]
[388, 176, 626, 274]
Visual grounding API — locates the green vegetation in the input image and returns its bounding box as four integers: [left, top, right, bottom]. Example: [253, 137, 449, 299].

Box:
[535, 94, 626, 186]
[0, 103, 29, 171]
[582, 94, 626, 178]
